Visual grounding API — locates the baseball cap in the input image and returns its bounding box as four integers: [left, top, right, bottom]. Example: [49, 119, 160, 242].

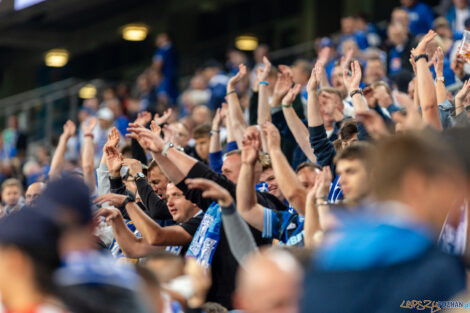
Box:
[97, 107, 114, 121]
[35, 175, 93, 226]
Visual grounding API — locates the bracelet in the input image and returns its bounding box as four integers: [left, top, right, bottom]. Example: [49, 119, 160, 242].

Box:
[281, 103, 292, 108]
[162, 141, 174, 157]
[209, 130, 220, 136]
[436, 76, 445, 83]
[259, 81, 269, 86]
[226, 90, 236, 96]
[84, 133, 94, 139]
[316, 200, 329, 206]
[413, 54, 428, 63]
[349, 89, 363, 98]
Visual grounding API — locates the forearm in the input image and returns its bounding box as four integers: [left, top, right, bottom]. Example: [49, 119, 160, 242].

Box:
[319, 68, 331, 88]
[257, 85, 271, 124]
[226, 88, 247, 128]
[282, 107, 316, 163]
[236, 164, 264, 230]
[136, 179, 172, 220]
[435, 80, 447, 106]
[220, 202, 259, 266]
[350, 93, 369, 114]
[111, 217, 158, 258]
[270, 149, 307, 215]
[152, 151, 186, 185]
[209, 132, 221, 154]
[307, 91, 323, 127]
[82, 137, 96, 192]
[49, 135, 69, 178]
[165, 148, 198, 179]
[416, 59, 442, 130]
[125, 202, 164, 245]
[304, 196, 322, 248]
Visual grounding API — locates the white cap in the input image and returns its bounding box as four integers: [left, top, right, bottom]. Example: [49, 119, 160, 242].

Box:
[97, 107, 114, 121]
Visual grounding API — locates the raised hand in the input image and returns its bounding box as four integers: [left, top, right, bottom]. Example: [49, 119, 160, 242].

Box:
[104, 146, 123, 175]
[95, 207, 123, 224]
[185, 258, 212, 309]
[105, 127, 120, 150]
[409, 51, 417, 74]
[81, 117, 98, 135]
[412, 30, 437, 56]
[317, 47, 331, 66]
[432, 47, 444, 77]
[340, 48, 354, 70]
[153, 108, 173, 126]
[281, 83, 301, 106]
[134, 111, 152, 127]
[62, 120, 77, 139]
[185, 178, 233, 207]
[356, 111, 390, 139]
[451, 54, 465, 78]
[127, 122, 165, 153]
[122, 158, 143, 177]
[307, 65, 319, 93]
[261, 121, 281, 152]
[228, 64, 247, 89]
[256, 56, 272, 82]
[273, 72, 294, 104]
[212, 107, 226, 130]
[343, 60, 362, 93]
[94, 193, 128, 208]
[455, 79, 470, 105]
[393, 91, 424, 131]
[315, 166, 332, 199]
[241, 127, 261, 165]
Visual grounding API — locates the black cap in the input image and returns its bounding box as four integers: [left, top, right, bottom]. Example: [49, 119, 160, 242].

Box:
[35, 175, 92, 226]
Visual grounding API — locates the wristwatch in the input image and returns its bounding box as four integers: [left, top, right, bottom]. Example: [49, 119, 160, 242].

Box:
[122, 193, 136, 208]
[134, 172, 145, 181]
[436, 76, 445, 84]
[162, 141, 174, 157]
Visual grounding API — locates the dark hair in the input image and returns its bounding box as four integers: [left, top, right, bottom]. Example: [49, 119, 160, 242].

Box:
[371, 131, 461, 200]
[202, 302, 229, 313]
[193, 123, 211, 139]
[120, 145, 132, 158]
[339, 120, 359, 141]
[334, 141, 373, 166]
[295, 162, 321, 173]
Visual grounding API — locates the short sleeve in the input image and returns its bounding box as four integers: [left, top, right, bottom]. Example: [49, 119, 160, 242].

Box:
[180, 212, 204, 236]
[263, 208, 280, 239]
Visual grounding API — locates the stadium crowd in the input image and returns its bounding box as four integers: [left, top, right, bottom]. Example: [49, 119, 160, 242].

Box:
[0, 0, 470, 312]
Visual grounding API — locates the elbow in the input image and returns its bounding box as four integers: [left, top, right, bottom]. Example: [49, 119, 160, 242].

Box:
[82, 164, 95, 174]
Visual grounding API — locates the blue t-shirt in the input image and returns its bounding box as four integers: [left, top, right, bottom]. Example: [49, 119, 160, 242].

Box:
[263, 206, 304, 247]
[403, 2, 434, 36]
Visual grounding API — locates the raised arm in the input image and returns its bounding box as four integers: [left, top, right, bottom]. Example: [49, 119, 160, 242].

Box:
[81, 117, 98, 193]
[412, 30, 442, 130]
[209, 107, 225, 172]
[49, 120, 76, 179]
[257, 56, 272, 125]
[96, 207, 159, 258]
[97, 127, 120, 195]
[433, 47, 448, 106]
[280, 83, 316, 163]
[304, 167, 330, 248]
[454, 79, 470, 116]
[262, 121, 307, 215]
[236, 128, 265, 231]
[95, 194, 193, 246]
[343, 60, 368, 114]
[317, 47, 332, 88]
[186, 178, 258, 265]
[307, 64, 323, 127]
[226, 64, 248, 147]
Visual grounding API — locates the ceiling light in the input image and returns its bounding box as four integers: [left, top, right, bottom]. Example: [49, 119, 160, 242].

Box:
[121, 23, 149, 41]
[235, 35, 258, 51]
[45, 49, 69, 67]
[79, 84, 97, 99]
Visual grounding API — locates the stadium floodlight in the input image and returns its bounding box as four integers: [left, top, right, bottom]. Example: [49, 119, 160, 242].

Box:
[121, 23, 149, 41]
[235, 35, 258, 51]
[79, 84, 97, 99]
[44, 49, 69, 67]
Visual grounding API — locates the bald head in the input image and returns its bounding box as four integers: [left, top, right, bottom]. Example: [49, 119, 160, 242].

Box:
[234, 249, 303, 313]
[25, 182, 46, 206]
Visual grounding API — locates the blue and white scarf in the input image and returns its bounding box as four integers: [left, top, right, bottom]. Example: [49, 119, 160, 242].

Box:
[187, 183, 269, 268]
[328, 176, 343, 203]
